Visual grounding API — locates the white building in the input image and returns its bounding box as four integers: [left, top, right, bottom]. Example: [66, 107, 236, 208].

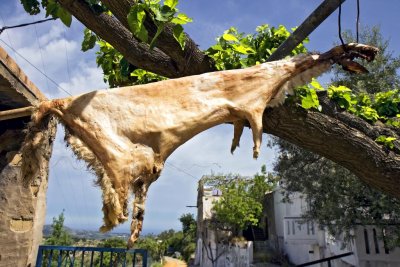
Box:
[194, 179, 253, 267]
[264, 189, 400, 266]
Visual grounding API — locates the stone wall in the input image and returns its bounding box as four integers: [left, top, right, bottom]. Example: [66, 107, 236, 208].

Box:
[0, 118, 56, 267]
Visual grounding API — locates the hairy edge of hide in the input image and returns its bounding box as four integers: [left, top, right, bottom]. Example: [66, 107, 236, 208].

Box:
[64, 130, 125, 231]
[27, 105, 124, 232]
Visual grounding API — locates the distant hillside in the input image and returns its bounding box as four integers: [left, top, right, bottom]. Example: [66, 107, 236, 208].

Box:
[43, 225, 130, 240]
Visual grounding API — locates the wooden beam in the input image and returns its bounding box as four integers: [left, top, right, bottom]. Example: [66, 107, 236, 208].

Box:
[0, 46, 47, 104]
[267, 0, 346, 61]
[0, 106, 34, 121]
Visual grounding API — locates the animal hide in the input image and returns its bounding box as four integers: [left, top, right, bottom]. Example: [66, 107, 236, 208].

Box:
[26, 43, 377, 248]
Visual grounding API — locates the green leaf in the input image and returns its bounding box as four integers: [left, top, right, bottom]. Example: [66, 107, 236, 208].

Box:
[358, 106, 379, 122]
[127, 5, 148, 43]
[173, 24, 185, 50]
[375, 135, 397, 149]
[386, 118, 400, 128]
[310, 78, 324, 91]
[164, 0, 178, 9]
[21, 0, 40, 15]
[149, 23, 165, 49]
[232, 44, 255, 54]
[57, 7, 72, 27]
[157, 5, 175, 21]
[222, 33, 239, 42]
[81, 28, 97, 51]
[120, 57, 131, 78]
[45, 0, 58, 17]
[301, 89, 320, 109]
[171, 13, 193, 25]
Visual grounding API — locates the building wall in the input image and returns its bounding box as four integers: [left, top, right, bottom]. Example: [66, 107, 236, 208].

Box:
[195, 179, 253, 267]
[354, 226, 400, 267]
[266, 189, 400, 267]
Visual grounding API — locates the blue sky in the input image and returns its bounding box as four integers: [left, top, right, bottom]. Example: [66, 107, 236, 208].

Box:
[1, 0, 399, 234]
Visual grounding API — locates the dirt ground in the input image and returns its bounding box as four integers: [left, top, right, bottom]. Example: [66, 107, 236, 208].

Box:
[163, 256, 187, 267]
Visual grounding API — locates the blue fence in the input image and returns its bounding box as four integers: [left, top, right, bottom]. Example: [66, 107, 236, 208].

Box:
[36, 245, 148, 267]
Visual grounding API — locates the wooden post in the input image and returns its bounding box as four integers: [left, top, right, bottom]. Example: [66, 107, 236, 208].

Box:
[0, 106, 34, 121]
[267, 0, 346, 61]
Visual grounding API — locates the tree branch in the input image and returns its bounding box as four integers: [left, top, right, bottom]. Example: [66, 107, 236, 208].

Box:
[59, 0, 180, 77]
[263, 93, 400, 199]
[100, 0, 216, 76]
[267, 0, 346, 61]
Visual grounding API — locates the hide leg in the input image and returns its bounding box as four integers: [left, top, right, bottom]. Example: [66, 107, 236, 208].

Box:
[231, 120, 245, 154]
[128, 182, 150, 248]
[247, 113, 263, 159]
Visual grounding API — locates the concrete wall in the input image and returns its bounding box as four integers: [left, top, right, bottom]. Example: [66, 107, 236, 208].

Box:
[196, 237, 252, 267]
[0, 120, 56, 267]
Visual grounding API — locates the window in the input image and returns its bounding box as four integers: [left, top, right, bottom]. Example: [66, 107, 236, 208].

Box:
[373, 228, 380, 254]
[364, 229, 370, 254]
[382, 228, 390, 254]
[310, 222, 315, 235]
[292, 221, 295, 235]
[287, 221, 290, 235]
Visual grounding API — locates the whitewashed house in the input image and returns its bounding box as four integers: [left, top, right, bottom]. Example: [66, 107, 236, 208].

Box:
[264, 188, 400, 266]
[194, 178, 253, 267]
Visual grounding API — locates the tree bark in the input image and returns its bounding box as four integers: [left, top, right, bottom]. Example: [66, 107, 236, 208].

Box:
[57, 0, 400, 199]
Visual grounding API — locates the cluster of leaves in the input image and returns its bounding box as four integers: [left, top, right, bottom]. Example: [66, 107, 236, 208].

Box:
[296, 80, 400, 123]
[206, 24, 308, 70]
[328, 86, 400, 126]
[204, 166, 277, 236]
[295, 80, 399, 149]
[83, 37, 165, 87]
[21, 0, 72, 26]
[21, 0, 191, 49]
[127, 0, 192, 49]
[295, 78, 324, 110]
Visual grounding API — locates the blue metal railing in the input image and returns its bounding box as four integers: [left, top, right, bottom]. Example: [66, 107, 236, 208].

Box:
[36, 245, 148, 267]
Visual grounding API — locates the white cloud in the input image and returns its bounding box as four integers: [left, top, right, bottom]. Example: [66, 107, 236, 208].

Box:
[38, 25, 65, 45]
[54, 62, 106, 98]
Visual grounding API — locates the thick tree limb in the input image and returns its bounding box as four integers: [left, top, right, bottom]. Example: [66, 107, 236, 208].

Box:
[59, 0, 180, 77]
[263, 94, 400, 199]
[100, 0, 216, 76]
